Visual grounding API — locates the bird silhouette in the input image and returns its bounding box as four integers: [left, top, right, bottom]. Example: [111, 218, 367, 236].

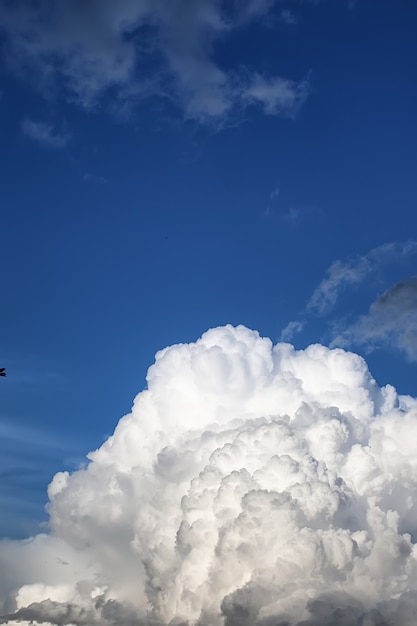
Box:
[0, 368, 6, 377]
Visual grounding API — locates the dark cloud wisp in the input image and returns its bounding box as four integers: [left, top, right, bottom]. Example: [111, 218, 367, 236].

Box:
[334, 275, 417, 361]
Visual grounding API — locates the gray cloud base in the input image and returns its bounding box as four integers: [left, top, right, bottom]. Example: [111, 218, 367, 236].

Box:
[281, 240, 417, 360]
[334, 276, 417, 361]
[308, 241, 417, 316]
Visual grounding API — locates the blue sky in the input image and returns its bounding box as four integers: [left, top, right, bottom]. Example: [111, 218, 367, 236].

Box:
[0, 0, 416, 538]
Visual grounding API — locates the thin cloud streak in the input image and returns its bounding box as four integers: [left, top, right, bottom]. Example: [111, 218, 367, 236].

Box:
[21, 120, 70, 149]
[281, 240, 417, 351]
[308, 240, 417, 316]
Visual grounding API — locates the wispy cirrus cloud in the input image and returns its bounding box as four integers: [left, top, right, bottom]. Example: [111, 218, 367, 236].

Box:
[281, 206, 314, 226]
[21, 119, 70, 149]
[0, 418, 81, 538]
[281, 240, 417, 362]
[264, 186, 318, 226]
[0, 0, 313, 126]
[82, 172, 108, 185]
[280, 319, 305, 341]
[332, 275, 417, 361]
[307, 240, 417, 316]
[241, 73, 309, 117]
[280, 8, 298, 24]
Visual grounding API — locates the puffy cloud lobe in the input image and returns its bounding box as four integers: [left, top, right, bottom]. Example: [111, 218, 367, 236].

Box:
[0, 0, 308, 124]
[2, 325, 417, 625]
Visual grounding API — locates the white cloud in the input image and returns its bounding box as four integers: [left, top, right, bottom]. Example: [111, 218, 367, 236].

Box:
[281, 205, 313, 226]
[281, 240, 417, 353]
[0, 1, 311, 124]
[264, 187, 314, 225]
[2, 325, 417, 625]
[280, 319, 305, 341]
[332, 275, 417, 361]
[21, 120, 70, 149]
[82, 173, 108, 185]
[242, 73, 309, 117]
[269, 186, 280, 201]
[280, 9, 298, 25]
[308, 240, 417, 316]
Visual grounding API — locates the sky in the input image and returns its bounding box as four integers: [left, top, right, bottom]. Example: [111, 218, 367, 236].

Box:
[0, 1, 417, 623]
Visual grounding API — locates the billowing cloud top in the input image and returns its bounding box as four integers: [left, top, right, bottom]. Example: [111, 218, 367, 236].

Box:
[2, 325, 417, 625]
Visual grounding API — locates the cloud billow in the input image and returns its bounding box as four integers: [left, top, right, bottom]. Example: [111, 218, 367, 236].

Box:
[0, 0, 309, 124]
[2, 325, 417, 625]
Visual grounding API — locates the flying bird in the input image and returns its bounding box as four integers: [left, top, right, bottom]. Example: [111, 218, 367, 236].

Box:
[0, 368, 6, 377]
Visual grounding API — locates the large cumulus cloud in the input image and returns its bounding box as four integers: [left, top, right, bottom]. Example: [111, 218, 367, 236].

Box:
[2, 325, 417, 625]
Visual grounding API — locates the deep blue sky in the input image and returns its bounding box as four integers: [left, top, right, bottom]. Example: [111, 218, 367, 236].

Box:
[1, 0, 417, 537]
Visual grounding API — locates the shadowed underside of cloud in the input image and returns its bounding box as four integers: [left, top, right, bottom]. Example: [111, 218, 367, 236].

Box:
[333, 276, 417, 361]
[281, 240, 417, 360]
[2, 325, 417, 625]
[0, 0, 311, 124]
[0, 597, 153, 626]
[307, 241, 417, 316]
[4, 591, 413, 625]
